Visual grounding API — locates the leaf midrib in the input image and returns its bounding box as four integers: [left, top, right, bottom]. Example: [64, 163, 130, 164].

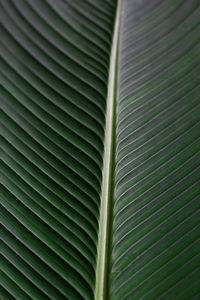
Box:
[95, 1, 122, 299]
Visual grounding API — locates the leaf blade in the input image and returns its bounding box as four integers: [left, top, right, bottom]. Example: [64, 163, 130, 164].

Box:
[0, 1, 116, 299]
[111, 0, 200, 299]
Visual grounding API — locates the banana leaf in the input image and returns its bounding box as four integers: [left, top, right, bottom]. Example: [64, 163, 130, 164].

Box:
[0, 0, 200, 299]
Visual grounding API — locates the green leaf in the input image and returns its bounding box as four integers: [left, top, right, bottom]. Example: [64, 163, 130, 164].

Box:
[0, 0, 200, 300]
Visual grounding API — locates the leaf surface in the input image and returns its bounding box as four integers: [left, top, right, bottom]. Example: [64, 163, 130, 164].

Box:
[111, 0, 200, 299]
[0, 1, 116, 299]
[0, 0, 200, 300]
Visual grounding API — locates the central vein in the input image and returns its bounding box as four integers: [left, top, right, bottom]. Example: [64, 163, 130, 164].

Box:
[95, 1, 121, 299]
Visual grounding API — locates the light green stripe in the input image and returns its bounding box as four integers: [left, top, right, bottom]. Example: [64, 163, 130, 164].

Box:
[95, 1, 121, 299]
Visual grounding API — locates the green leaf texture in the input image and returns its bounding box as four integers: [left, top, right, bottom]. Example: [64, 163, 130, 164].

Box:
[111, 0, 200, 299]
[0, 1, 116, 299]
[1, 0, 200, 299]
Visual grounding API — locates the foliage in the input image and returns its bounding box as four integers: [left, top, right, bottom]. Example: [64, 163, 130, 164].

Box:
[0, 0, 199, 299]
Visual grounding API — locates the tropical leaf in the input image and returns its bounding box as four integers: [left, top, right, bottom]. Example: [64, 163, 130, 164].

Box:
[0, 0, 200, 300]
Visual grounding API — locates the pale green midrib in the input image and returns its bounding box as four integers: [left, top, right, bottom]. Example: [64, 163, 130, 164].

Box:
[95, 1, 121, 300]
